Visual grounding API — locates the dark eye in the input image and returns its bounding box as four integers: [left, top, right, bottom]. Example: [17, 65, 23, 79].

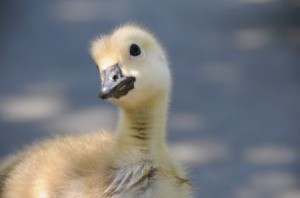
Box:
[129, 44, 141, 56]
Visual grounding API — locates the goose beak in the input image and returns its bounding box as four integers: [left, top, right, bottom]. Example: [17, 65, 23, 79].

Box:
[98, 64, 136, 100]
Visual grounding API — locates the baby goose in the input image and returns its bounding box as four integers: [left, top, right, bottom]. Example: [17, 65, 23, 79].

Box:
[0, 24, 191, 198]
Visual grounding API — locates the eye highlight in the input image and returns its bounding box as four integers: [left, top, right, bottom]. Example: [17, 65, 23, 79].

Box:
[129, 44, 141, 56]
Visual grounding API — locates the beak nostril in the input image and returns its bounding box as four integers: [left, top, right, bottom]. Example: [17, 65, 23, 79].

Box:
[112, 75, 118, 81]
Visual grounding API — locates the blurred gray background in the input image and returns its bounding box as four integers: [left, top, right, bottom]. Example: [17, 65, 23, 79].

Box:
[0, 0, 300, 197]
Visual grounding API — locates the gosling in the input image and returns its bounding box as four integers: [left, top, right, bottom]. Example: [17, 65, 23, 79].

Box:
[0, 24, 191, 198]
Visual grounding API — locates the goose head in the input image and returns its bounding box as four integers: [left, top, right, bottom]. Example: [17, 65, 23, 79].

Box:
[90, 24, 171, 109]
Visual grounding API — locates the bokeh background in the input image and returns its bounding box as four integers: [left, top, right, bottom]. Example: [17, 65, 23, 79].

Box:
[1, 0, 300, 197]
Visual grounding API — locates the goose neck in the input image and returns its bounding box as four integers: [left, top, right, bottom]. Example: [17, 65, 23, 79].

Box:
[115, 94, 169, 155]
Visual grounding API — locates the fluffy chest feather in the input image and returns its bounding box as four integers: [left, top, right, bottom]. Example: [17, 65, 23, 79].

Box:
[102, 160, 190, 198]
[103, 161, 155, 198]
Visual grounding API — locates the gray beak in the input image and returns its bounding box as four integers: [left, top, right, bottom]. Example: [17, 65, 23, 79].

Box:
[98, 64, 136, 99]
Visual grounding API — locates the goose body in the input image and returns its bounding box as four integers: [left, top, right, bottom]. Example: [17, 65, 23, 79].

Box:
[0, 24, 191, 198]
